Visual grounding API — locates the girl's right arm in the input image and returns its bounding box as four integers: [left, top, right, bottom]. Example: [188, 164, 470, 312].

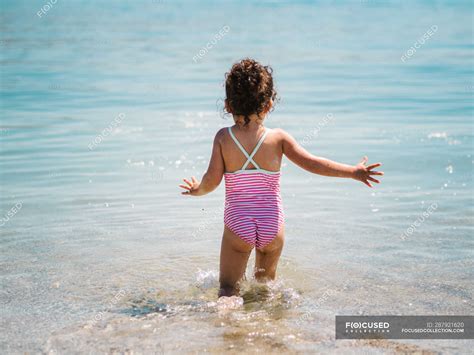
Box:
[179, 128, 225, 196]
[277, 129, 384, 188]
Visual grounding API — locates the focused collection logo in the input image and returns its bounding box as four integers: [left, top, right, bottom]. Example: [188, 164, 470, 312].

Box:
[336, 316, 472, 339]
[344, 321, 390, 333]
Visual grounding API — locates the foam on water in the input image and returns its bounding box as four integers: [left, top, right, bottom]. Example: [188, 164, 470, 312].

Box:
[41, 269, 306, 354]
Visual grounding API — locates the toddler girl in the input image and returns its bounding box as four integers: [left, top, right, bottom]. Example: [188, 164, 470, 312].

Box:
[179, 59, 383, 298]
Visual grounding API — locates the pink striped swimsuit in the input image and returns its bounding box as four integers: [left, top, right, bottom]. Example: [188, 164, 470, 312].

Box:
[224, 127, 284, 249]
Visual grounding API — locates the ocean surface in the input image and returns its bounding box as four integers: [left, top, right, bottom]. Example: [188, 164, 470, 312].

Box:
[1, 0, 473, 353]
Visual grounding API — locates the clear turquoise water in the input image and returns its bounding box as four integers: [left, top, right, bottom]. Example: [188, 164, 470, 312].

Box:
[1, 0, 473, 353]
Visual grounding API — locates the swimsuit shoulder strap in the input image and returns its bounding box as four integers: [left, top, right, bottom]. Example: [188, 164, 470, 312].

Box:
[227, 127, 268, 170]
[242, 128, 268, 169]
[227, 127, 250, 159]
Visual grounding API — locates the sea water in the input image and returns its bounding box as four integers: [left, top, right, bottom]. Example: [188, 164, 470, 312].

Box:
[1, 0, 473, 353]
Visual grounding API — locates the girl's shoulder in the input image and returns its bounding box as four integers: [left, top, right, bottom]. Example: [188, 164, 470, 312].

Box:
[215, 126, 228, 139]
[266, 127, 292, 142]
[212, 127, 230, 146]
[265, 128, 298, 152]
[268, 127, 286, 135]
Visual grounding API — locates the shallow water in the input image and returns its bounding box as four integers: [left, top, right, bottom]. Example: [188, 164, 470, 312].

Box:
[1, 0, 473, 353]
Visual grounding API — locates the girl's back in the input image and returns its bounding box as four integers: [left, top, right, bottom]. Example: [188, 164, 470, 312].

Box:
[222, 124, 285, 250]
[220, 126, 282, 173]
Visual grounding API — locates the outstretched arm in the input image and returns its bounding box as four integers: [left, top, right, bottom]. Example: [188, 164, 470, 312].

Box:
[179, 129, 225, 196]
[279, 129, 384, 187]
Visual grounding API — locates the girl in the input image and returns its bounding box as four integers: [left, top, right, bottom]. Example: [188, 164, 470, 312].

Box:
[179, 59, 383, 298]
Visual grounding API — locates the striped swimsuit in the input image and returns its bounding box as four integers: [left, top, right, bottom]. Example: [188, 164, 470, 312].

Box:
[224, 127, 284, 249]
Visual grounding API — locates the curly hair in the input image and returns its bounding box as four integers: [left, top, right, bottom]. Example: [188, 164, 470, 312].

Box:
[224, 58, 277, 126]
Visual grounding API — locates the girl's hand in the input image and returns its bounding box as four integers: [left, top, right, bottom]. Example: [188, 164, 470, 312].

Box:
[352, 156, 384, 188]
[179, 176, 201, 196]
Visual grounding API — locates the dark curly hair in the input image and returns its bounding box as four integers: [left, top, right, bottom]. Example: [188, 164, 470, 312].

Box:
[225, 58, 277, 126]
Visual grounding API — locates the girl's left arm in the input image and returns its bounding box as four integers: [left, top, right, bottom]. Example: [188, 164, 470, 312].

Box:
[278, 129, 384, 188]
[179, 129, 225, 196]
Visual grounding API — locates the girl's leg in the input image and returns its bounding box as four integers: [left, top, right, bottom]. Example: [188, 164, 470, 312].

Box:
[218, 225, 254, 297]
[254, 225, 285, 282]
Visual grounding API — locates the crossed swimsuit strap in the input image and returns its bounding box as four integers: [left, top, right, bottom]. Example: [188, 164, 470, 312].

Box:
[228, 127, 268, 170]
